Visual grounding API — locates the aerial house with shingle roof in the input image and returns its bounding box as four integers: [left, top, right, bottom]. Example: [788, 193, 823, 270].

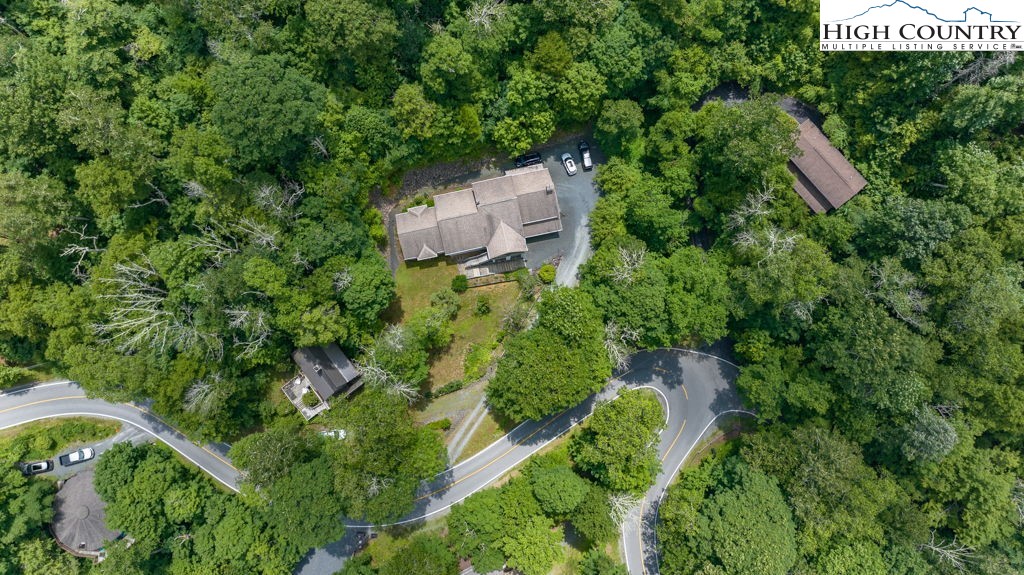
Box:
[788, 120, 868, 213]
[281, 343, 362, 420]
[395, 165, 562, 276]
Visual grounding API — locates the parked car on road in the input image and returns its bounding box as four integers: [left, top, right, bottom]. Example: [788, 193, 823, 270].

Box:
[561, 152, 577, 176]
[58, 447, 94, 467]
[19, 460, 53, 476]
[514, 152, 542, 168]
[578, 140, 593, 170]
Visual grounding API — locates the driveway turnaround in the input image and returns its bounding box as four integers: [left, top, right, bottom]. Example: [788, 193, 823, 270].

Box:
[0, 349, 744, 575]
[0, 381, 239, 492]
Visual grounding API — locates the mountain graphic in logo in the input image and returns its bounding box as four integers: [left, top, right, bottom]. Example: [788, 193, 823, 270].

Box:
[834, 1, 1016, 23]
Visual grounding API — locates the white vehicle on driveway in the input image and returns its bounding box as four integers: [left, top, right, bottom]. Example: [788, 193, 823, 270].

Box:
[59, 447, 95, 467]
[561, 152, 577, 176]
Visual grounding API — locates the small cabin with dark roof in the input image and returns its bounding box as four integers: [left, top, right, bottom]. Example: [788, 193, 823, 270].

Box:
[282, 343, 362, 420]
[788, 120, 867, 213]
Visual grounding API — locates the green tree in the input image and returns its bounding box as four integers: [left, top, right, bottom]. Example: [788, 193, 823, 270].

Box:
[579, 549, 628, 575]
[595, 99, 644, 158]
[208, 54, 326, 169]
[531, 466, 590, 517]
[571, 389, 664, 493]
[487, 327, 610, 421]
[379, 533, 458, 575]
[501, 515, 563, 575]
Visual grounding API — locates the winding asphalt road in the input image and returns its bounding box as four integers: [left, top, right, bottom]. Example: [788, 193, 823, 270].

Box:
[0, 381, 239, 492]
[0, 348, 744, 575]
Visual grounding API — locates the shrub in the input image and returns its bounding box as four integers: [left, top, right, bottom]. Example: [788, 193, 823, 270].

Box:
[429, 288, 461, 318]
[426, 418, 452, 432]
[474, 295, 491, 316]
[432, 379, 465, 397]
[451, 274, 469, 293]
[538, 264, 556, 284]
[302, 390, 321, 407]
[464, 341, 497, 380]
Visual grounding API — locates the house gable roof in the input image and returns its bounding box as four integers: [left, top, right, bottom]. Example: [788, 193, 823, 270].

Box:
[395, 166, 561, 260]
[292, 344, 361, 401]
[789, 120, 867, 213]
[486, 220, 528, 260]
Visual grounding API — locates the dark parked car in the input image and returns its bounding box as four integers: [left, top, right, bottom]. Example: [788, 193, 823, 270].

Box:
[514, 152, 542, 168]
[19, 460, 54, 476]
[578, 140, 593, 171]
[58, 447, 95, 467]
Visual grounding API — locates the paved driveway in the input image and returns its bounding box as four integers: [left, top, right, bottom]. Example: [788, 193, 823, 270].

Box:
[519, 138, 604, 286]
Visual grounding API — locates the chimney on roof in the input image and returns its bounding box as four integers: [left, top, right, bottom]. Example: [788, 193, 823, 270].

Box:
[314, 363, 323, 375]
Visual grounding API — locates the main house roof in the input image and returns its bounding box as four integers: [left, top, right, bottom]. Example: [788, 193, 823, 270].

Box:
[292, 344, 361, 401]
[789, 120, 868, 213]
[395, 165, 561, 261]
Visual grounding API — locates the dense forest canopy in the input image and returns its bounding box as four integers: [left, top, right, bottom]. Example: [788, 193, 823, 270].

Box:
[2, 0, 1024, 574]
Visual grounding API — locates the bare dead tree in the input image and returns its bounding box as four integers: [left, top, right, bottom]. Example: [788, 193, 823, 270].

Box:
[225, 308, 271, 360]
[182, 181, 208, 199]
[467, 0, 506, 31]
[608, 492, 643, 526]
[611, 245, 647, 284]
[727, 181, 774, 231]
[94, 258, 221, 358]
[128, 182, 171, 209]
[1013, 479, 1024, 527]
[234, 217, 278, 251]
[605, 322, 640, 371]
[867, 260, 931, 330]
[60, 225, 104, 280]
[0, 16, 28, 36]
[945, 52, 1017, 87]
[185, 223, 240, 266]
[501, 301, 537, 334]
[932, 404, 961, 419]
[919, 531, 974, 571]
[184, 373, 226, 416]
[333, 269, 353, 293]
[733, 226, 799, 266]
[291, 250, 312, 271]
[359, 329, 420, 404]
[310, 136, 330, 159]
[365, 475, 394, 498]
[786, 295, 826, 325]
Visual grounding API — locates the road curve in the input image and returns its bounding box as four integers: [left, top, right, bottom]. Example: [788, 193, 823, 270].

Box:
[0, 349, 743, 575]
[298, 348, 744, 575]
[0, 381, 240, 492]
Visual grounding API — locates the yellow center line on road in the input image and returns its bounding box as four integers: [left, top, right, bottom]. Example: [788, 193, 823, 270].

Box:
[639, 497, 648, 575]
[415, 407, 572, 501]
[124, 403, 240, 472]
[0, 395, 86, 415]
[661, 419, 687, 464]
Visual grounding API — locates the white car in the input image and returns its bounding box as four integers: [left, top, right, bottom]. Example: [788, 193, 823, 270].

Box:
[561, 152, 577, 176]
[59, 447, 95, 467]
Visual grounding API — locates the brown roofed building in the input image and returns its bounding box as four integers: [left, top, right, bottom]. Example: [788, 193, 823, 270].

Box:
[789, 120, 868, 213]
[395, 165, 561, 265]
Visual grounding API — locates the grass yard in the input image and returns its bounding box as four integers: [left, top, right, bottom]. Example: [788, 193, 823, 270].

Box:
[0, 418, 119, 461]
[425, 281, 518, 390]
[389, 259, 459, 324]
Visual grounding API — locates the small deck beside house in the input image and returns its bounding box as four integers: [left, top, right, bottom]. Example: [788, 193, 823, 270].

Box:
[282, 344, 362, 420]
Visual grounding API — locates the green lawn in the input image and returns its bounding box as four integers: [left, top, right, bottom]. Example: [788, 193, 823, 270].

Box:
[389, 259, 460, 324]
